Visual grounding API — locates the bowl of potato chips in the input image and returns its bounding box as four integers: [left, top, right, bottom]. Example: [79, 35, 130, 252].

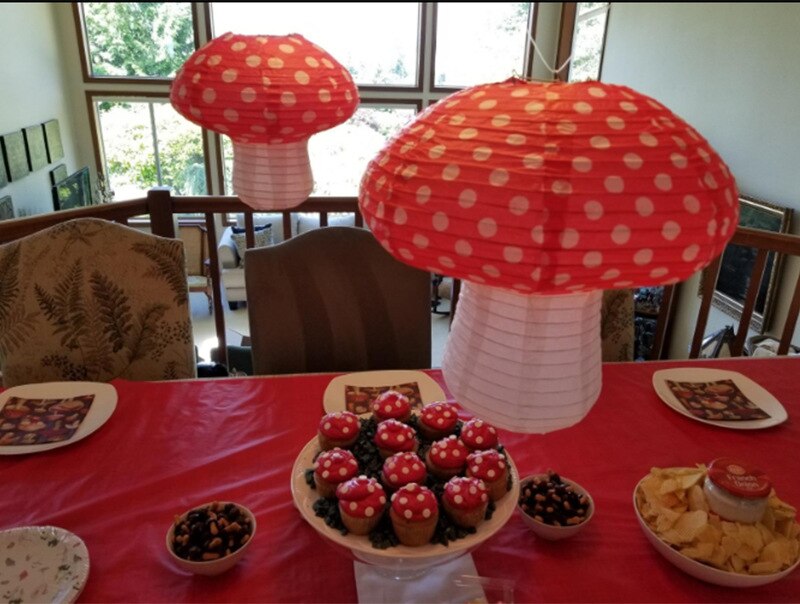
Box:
[633, 465, 800, 587]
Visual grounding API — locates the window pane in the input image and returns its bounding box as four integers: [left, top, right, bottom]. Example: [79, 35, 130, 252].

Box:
[210, 3, 419, 86]
[577, 1, 608, 16]
[83, 2, 194, 78]
[435, 3, 530, 88]
[96, 100, 207, 200]
[569, 4, 609, 82]
[222, 105, 416, 197]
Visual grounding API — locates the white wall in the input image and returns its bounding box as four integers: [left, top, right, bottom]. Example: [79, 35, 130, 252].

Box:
[601, 3, 800, 356]
[0, 3, 83, 217]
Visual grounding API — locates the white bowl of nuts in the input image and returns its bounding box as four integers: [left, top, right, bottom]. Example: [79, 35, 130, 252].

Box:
[517, 471, 594, 540]
[166, 501, 256, 576]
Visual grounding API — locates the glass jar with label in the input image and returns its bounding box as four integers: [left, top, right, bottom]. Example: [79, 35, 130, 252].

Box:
[702, 458, 771, 524]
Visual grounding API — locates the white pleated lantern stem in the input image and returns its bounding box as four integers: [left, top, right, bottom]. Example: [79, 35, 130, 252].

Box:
[232, 140, 313, 211]
[442, 282, 602, 434]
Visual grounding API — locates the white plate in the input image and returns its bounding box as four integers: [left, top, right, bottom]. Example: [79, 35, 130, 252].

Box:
[290, 437, 520, 573]
[323, 370, 447, 415]
[0, 526, 90, 603]
[633, 478, 800, 587]
[651, 368, 787, 430]
[0, 382, 118, 454]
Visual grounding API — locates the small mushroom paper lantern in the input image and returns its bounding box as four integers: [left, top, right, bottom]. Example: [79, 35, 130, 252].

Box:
[359, 78, 738, 433]
[171, 33, 359, 210]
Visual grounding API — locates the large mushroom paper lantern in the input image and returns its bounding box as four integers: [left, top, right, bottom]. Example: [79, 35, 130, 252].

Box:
[171, 33, 359, 210]
[359, 78, 738, 434]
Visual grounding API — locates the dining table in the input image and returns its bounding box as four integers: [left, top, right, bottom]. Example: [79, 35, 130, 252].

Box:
[1, 356, 799, 603]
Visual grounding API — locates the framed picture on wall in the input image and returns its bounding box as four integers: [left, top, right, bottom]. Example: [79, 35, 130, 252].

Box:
[43, 119, 64, 163]
[705, 195, 793, 332]
[52, 167, 92, 211]
[23, 125, 48, 171]
[49, 164, 68, 186]
[1, 130, 31, 181]
[0, 195, 13, 220]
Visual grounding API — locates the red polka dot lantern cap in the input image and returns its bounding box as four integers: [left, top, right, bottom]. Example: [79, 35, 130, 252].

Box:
[358, 77, 738, 434]
[171, 32, 358, 210]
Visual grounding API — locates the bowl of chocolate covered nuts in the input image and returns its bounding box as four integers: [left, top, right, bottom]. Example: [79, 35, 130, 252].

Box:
[517, 471, 594, 540]
[166, 501, 256, 575]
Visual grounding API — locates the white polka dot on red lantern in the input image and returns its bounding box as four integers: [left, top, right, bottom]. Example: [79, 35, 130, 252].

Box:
[554, 274, 571, 285]
[268, 57, 284, 69]
[707, 220, 717, 236]
[473, 147, 492, 161]
[223, 109, 238, 122]
[281, 91, 296, 106]
[492, 115, 510, 127]
[479, 99, 497, 110]
[422, 129, 435, 141]
[399, 248, 413, 261]
[662, 221, 681, 240]
[459, 128, 478, 140]
[401, 165, 418, 179]
[413, 234, 429, 249]
[591, 136, 610, 149]
[241, 88, 257, 103]
[671, 153, 688, 168]
[624, 153, 643, 169]
[531, 225, 544, 244]
[574, 101, 593, 114]
[231, 41, 246, 52]
[443, 164, 460, 181]
[490, 169, 509, 187]
[612, 224, 631, 244]
[507, 133, 526, 146]
[483, 265, 500, 278]
[525, 101, 544, 114]
[192, 73, 201, 84]
[697, 148, 711, 163]
[449, 114, 466, 126]
[560, 229, 580, 249]
[573, 157, 592, 172]
[439, 256, 455, 269]
[651, 267, 669, 278]
[433, 212, 449, 232]
[620, 101, 637, 113]
[634, 249, 653, 265]
[584, 200, 603, 220]
[319, 89, 331, 103]
[683, 244, 700, 262]
[589, 86, 606, 98]
[295, 71, 310, 85]
[704, 173, 718, 189]
[302, 111, 316, 123]
[504, 246, 523, 263]
[602, 268, 621, 280]
[429, 145, 446, 159]
[655, 174, 673, 191]
[416, 186, 431, 205]
[639, 133, 658, 147]
[305, 56, 319, 68]
[202, 89, 216, 104]
[552, 180, 572, 195]
[478, 218, 497, 238]
[584, 251, 603, 268]
[511, 88, 528, 97]
[394, 208, 407, 225]
[455, 240, 472, 256]
[459, 189, 477, 208]
[345, 90, 353, 102]
[278, 43, 294, 53]
[523, 154, 543, 169]
[557, 121, 577, 135]
[208, 55, 222, 66]
[636, 197, 654, 217]
[509, 196, 529, 216]
[604, 176, 624, 193]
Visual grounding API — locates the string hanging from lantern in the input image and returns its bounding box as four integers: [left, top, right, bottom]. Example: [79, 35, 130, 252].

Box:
[528, 32, 572, 76]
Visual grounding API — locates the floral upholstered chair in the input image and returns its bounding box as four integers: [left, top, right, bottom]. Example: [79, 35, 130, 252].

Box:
[600, 289, 635, 362]
[0, 218, 196, 387]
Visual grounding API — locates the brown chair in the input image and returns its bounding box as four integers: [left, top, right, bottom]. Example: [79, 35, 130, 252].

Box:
[652, 226, 800, 359]
[179, 224, 212, 313]
[0, 218, 196, 386]
[244, 226, 432, 375]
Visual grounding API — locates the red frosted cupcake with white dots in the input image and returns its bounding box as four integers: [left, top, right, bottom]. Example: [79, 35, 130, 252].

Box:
[313, 448, 360, 498]
[318, 411, 360, 451]
[389, 483, 439, 546]
[466, 449, 509, 501]
[460, 418, 499, 452]
[372, 390, 412, 423]
[417, 401, 459, 441]
[381, 452, 427, 491]
[425, 435, 468, 479]
[374, 419, 418, 459]
[442, 476, 489, 528]
[336, 476, 387, 535]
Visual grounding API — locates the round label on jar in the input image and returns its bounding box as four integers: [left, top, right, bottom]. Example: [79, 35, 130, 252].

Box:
[707, 458, 771, 499]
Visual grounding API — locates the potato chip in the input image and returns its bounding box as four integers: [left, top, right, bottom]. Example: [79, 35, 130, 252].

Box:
[749, 560, 784, 574]
[687, 484, 708, 512]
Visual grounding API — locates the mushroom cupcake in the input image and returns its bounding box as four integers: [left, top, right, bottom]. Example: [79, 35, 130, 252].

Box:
[374, 419, 418, 459]
[389, 483, 439, 546]
[460, 418, 499, 452]
[313, 448, 360, 498]
[381, 452, 427, 491]
[417, 402, 459, 441]
[442, 476, 489, 529]
[317, 411, 360, 451]
[336, 476, 387, 535]
[466, 449, 509, 501]
[372, 390, 412, 423]
[425, 435, 468, 480]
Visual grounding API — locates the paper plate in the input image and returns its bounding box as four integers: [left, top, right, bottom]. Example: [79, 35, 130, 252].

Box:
[651, 368, 787, 430]
[0, 526, 90, 603]
[323, 370, 447, 415]
[0, 381, 117, 454]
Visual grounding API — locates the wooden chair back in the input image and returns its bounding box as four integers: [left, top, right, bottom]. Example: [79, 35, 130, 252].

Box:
[244, 226, 432, 375]
[178, 224, 208, 277]
[652, 226, 800, 359]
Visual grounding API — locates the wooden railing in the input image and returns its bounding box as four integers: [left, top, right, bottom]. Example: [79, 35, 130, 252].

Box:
[0, 189, 362, 367]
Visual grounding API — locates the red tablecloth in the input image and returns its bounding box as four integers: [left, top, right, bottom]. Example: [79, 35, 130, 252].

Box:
[1, 357, 799, 602]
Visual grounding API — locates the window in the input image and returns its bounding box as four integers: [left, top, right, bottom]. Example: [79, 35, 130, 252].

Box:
[74, 3, 601, 202]
[568, 2, 610, 82]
